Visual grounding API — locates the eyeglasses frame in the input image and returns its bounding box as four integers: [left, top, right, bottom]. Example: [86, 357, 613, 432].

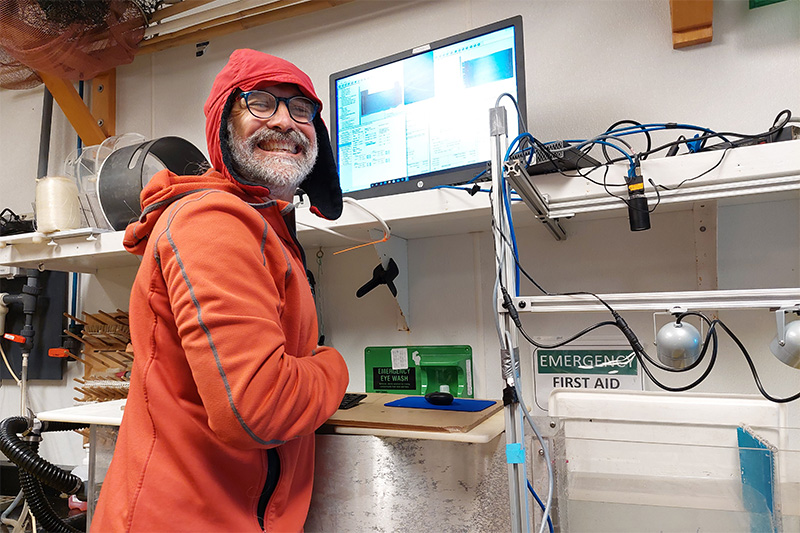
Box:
[239, 89, 319, 124]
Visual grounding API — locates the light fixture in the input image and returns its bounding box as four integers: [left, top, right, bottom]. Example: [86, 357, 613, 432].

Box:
[656, 319, 702, 369]
[769, 307, 800, 369]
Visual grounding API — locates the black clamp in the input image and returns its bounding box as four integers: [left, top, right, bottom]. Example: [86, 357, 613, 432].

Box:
[356, 258, 399, 298]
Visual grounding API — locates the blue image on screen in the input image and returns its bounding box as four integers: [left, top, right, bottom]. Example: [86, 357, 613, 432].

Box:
[462, 48, 513, 88]
[360, 82, 403, 116]
[403, 52, 435, 105]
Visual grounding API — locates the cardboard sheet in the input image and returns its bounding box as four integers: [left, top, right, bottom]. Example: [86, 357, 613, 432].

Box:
[325, 393, 502, 433]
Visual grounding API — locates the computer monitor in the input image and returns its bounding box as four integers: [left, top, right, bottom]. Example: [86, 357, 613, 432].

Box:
[329, 16, 526, 199]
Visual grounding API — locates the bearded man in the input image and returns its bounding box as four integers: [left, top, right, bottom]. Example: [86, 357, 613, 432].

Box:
[92, 49, 349, 532]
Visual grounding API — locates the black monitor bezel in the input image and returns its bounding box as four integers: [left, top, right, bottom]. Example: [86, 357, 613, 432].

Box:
[328, 15, 526, 200]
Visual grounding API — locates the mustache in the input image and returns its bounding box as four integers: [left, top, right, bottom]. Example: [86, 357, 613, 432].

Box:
[245, 128, 311, 151]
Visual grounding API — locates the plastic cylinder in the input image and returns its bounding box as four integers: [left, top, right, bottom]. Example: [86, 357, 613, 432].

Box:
[35, 176, 81, 233]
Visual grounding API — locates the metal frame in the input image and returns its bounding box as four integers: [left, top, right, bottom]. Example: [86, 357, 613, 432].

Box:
[489, 106, 529, 532]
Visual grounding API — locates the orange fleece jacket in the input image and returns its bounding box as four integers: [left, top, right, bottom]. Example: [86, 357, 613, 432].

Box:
[92, 169, 348, 532]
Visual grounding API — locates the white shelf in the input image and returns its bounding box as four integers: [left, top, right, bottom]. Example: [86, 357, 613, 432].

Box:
[0, 228, 133, 273]
[1, 139, 799, 273]
[295, 187, 494, 248]
[530, 138, 800, 219]
[512, 288, 800, 313]
[0, 189, 496, 272]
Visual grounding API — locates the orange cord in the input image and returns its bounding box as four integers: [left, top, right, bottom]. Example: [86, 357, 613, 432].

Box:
[333, 234, 389, 255]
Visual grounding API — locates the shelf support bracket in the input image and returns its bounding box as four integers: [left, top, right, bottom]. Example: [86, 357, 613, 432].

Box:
[369, 229, 409, 332]
[38, 71, 113, 147]
[91, 69, 116, 138]
[505, 159, 567, 241]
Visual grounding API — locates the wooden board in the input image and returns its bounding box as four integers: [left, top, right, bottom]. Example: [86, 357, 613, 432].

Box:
[325, 393, 502, 434]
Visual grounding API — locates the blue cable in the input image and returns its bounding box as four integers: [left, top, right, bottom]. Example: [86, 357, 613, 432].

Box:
[468, 169, 488, 183]
[501, 179, 520, 295]
[502, 133, 535, 295]
[71, 81, 85, 325]
[505, 132, 538, 163]
[567, 139, 635, 166]
[527, 479, 554, 533]
[603, 122, 724, 140]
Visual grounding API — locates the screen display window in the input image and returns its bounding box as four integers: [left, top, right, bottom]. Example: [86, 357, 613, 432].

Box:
[330, 17, 525, 198]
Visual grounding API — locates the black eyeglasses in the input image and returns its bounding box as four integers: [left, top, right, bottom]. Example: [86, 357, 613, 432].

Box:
[239, 90, 319, 124]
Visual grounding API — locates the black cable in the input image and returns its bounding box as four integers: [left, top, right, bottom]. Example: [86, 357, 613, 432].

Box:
[559, 109, 794, 208]
[657, 148, 730, 191]
[495, 216, 798, 402]
[509, 110, 793, 203]
[713, 318, 800, 403]
[494, 111, 800, 403]
[515, 316, 619, 350]
[602, 109, 792, 165]
[602, 120, 652, 161]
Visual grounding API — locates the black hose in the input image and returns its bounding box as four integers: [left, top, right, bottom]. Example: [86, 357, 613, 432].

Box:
[0, 417, 85, 495]
[0, 417, 89, 533]
[20, 465, 80, 533]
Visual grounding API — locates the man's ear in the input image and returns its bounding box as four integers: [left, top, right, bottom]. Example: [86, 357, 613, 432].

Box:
[298, 116, 343, 220]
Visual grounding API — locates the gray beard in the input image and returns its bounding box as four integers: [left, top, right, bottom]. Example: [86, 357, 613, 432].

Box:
[227, 122, 317, 200]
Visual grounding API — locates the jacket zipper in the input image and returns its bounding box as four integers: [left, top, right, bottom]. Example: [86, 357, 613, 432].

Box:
[257, 448, 281, 530]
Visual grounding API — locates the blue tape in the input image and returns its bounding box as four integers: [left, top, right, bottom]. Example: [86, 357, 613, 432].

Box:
[506, 443, 525, 464]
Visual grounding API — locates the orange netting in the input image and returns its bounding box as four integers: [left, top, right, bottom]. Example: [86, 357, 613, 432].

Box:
[0, 0, 148, 82]
[0, 44, 41, 90]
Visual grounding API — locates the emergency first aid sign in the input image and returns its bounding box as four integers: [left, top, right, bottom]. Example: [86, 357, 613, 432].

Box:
[534, 348, 642, 409]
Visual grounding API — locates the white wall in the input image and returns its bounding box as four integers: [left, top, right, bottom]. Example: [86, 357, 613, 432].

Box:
[0, 0, 799, 467]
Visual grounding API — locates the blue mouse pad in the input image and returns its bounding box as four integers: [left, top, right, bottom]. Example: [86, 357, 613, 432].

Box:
[385, 396, 497, 412]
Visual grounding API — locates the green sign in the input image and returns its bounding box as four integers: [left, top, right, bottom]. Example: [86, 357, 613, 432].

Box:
[537, 349, 638, 375]
[534, 349, 642, 409]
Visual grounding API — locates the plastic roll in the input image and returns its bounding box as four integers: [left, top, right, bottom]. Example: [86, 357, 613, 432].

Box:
[35, 176, 81, 234]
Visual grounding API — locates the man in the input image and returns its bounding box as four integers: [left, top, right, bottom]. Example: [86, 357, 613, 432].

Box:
[92, 49, 350, 532]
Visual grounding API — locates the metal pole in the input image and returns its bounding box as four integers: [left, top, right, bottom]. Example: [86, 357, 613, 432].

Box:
[489, 105, 528, 532]
[19, 269, 39, 419]
[37, 87, 53, 179]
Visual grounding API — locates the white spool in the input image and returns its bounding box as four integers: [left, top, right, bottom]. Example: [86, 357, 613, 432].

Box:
[35, 176, 81, 234]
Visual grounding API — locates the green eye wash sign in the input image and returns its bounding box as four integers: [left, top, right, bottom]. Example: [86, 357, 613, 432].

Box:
[534, 349, 642, 409]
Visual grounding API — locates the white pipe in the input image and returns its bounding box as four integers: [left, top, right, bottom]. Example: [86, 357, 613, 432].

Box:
[0, 294, 8, 336]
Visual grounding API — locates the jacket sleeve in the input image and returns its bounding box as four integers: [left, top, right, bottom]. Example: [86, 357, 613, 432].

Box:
[154, 191, 349, 449]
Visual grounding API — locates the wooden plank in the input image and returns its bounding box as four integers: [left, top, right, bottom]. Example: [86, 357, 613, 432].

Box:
[669, 0, 714, 49]
[325, 393, 502, 434]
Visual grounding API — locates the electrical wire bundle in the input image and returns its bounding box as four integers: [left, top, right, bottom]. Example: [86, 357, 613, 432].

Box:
[508, 109, 797, 216]
[487, 98, 800, 533]
[495, 100, 800, 403]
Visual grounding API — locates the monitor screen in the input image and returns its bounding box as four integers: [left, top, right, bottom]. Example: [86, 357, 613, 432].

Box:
[329, 16, 526, 199]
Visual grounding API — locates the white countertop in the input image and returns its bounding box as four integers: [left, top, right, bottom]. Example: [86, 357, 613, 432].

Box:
[36, 399, 126, 426]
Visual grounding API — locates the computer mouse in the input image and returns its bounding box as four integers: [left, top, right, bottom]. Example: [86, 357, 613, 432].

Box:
[424, 391, 454, 406]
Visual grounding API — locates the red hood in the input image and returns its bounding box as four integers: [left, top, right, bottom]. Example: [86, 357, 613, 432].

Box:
[202, 49, 342, 220]
[203, 49, 321, 194]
